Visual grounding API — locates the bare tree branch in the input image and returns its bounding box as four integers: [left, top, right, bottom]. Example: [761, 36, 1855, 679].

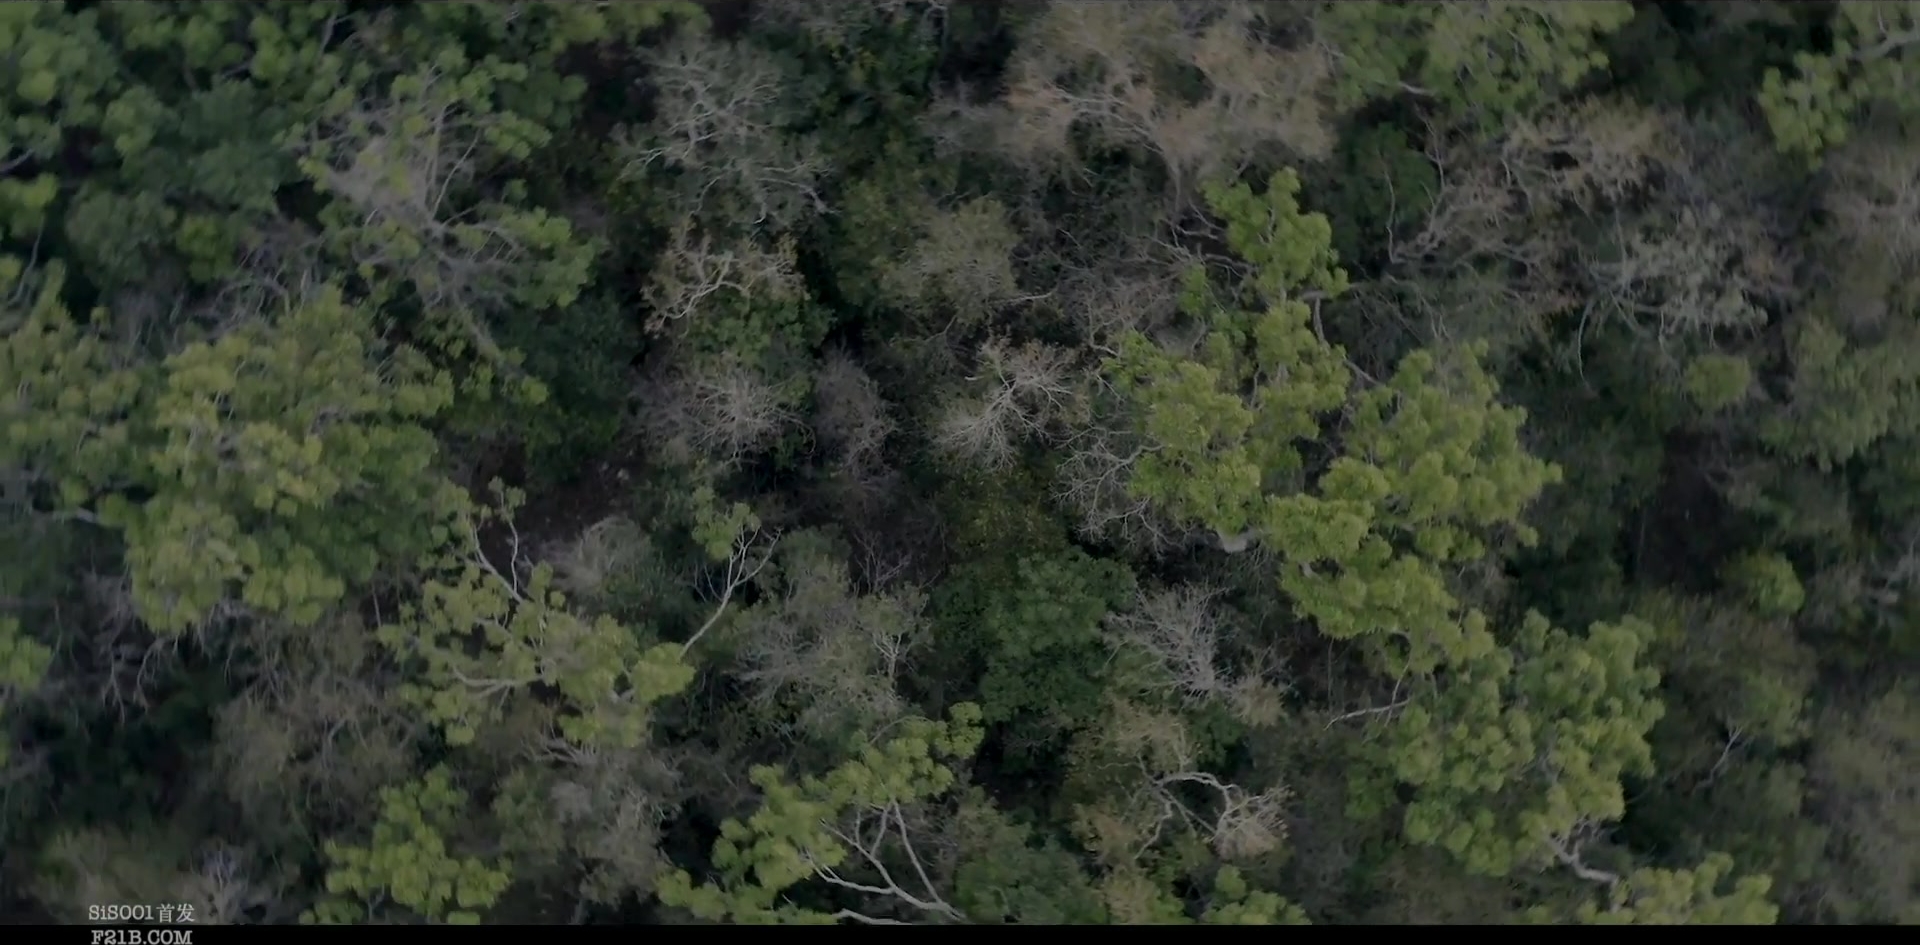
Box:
[683, 525, 780, 656]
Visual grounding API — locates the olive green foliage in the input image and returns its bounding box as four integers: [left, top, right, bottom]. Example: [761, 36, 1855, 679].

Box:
[1684, 353, 1752, 412]
[1201, 867, 1312, 925]
[1760, 315, 1920, 469]
[6, 273, 454, 632]
[1103, 170, 1354, 538]
[657, 704, 985, 924]
[1108, 169, 1558, 670]
[1575, 853, 1778, 925]
[377, 483, 693, 750]
[946, 790, 1111, 924]
[306, 767, 512, 925]
[1759, 1, 1920, 159]
[0, 616, 50, 765]
[1354, 612, 1665, 877]
[1321, 1, 1636, 123]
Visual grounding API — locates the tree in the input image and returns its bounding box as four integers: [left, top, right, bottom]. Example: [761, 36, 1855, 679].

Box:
[1685, 354, 1754, 413]
[636, 351, 806, 470]
[374, 482, 695, 752]
[0, 263, 145, 516]
[489, 728, 687, 911]
[1352, 613, 1667, 878]
[4, 271, 456, 633]
[1199, 867, 1310, 925]
[36, 829, 283, 927]
[655, 704, 985, 925]
[296, 53, 598, 356]
[880, 197, 1032, 330]
[934, 339, 1085, 472]
[1556, 853, 1778, 925]
[964, 1, 1335, 199]
[638, 221, 803, 334]
[1083, 169, 1558, 634]
[1759, 1, 1920, 160]
[0, 4, 121, 185]
[1368, 98, 1793, 369]
[1760, 314, 1920, 471]
[724, 532, 925, 742]
[810, 350, 898, 487]
[304, 766, 512, 924]
[1313, 1, 1635, 126]
[214, 611, 422, 853]
[1807, 683, 1920, 923]
[1074, 169, 1352, 545]
[1820, 123, 1920, 276]
[123, 286, 457, 631]
[0, 616, 51, 767]
[1103, 583, 1283, 726]
[1068, 695, 1291, 865]
[622, 31, 827, 231]
[949, 548, 1135, 735]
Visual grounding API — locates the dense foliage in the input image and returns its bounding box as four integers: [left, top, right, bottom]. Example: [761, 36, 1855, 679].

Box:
[3, 0, 1917, 926]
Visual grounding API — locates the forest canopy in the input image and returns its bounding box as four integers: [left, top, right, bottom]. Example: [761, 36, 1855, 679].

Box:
[2, 0, 1918, 926]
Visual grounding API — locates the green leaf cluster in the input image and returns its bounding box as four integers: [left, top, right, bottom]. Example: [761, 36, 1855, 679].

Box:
[306, 767, 512, 925]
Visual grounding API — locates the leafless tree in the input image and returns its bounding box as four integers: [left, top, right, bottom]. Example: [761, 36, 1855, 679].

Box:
[1579, 203, 1776, 349]
[215, 612, 420, 833]
[972, 1, 1334, 205]
[198, 221, 327, 338]
[1830, 132, 1920, 258]
[640, 222, 801, 332]
[179, 846, 285, 925]
[729, 545, 921, 738]
[1074, 697, 1290, 864]
[68, 572, 175, 719]
[539, 739, 686, 907]
[812, 349, 899, 485]
[542, 516, 654, 606]
[1053, 419, 1189, 556]
[1107, 584, 1285, 727]
[636, 353, 805, 469]
[1862, 524, 1920, 635]
[1048, 233, 1203, 350]
[626, 33, 827, 229]
[933, 339, 1084, 471]
[882, 198, 1037, 330]
[1382, 99, 1794, 366]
